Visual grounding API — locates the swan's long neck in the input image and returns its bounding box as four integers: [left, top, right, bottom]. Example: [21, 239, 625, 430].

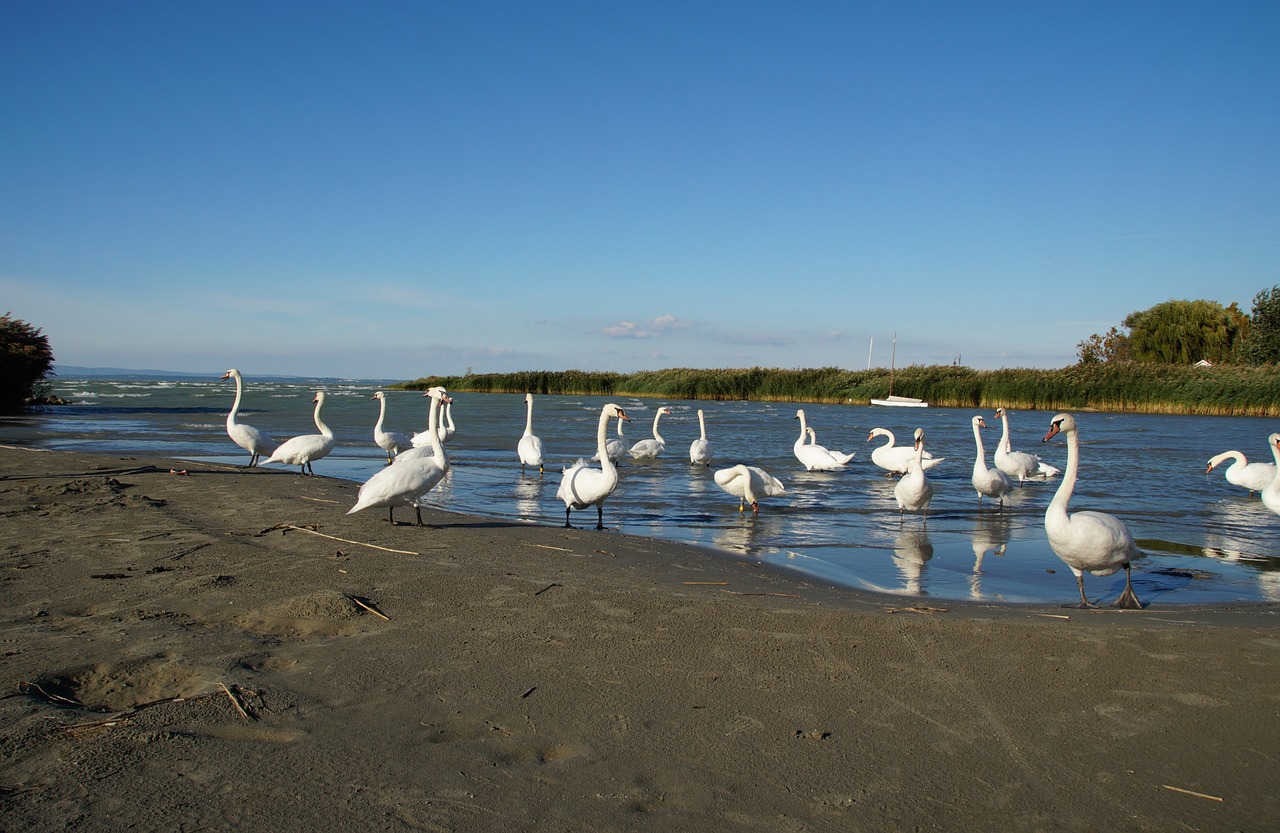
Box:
[651, 411, 665, 444]
[880, 429, 895, 449]
[227, 374, 244, 429]
[1048, 427, 1079, 521]
[796, 410, 809, 442]
[998, 412, 1011, 453]
[427, 395, 448, 468]
[445, 402, 455, 431]
[597, 409, 617, 478]
[375, 396, 388, 433]
[313, 395, 333, 438]
[523, 397, 535, 437]
[972, 421, 986, 473]
[735, 466, 756, 506]
[616, 416, 626, 438]
[698, 410, 707, 441]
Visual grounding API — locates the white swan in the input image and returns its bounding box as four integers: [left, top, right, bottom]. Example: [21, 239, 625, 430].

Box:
[263, 391, 336, 476]
[629, 406, 671, 460]
[689, 409, 714, 466]
[994, 408, 1060, 482]
[372, 391, 411, 463]
[410, 397, 456, 447]
[1206, 450, 1277, 495]
[970, 416, 1013, 508]
[348, 388, 452, 525]
[220, 369, 275, 466]
[1042, 413, 1143, 609]
[867, 427, 942, 476]
[713, 464, 785, 514]
[517, 393, 545, 473]
[893, 428, 934, 522]
[793, 409, 854, 471]
[603, 415, 628, 464]
[557, 403, 631, 529]
[1262, 434, 1280, 516]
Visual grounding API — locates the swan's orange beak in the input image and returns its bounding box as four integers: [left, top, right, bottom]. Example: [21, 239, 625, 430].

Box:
[1043, 423, 1062, 442]
[220, 371, 232, 381]
[617, 408, 631, 422]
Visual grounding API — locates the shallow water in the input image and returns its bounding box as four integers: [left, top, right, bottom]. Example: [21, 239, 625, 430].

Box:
[5, 375, 1280, 606]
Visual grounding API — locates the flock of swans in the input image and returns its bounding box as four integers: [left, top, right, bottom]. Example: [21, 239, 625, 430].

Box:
[221, 369, 1280, 609]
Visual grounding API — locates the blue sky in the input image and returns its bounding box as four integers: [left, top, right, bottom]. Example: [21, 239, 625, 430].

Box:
[2, 1, 1277, 379]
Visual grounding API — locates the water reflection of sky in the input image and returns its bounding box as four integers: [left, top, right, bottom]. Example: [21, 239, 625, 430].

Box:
[9, 377, 1280, 607]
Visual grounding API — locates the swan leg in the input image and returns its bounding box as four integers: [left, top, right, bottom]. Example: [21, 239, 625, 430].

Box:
[563, 507, 572, 529]
[1112, 563, 1143, 609]
[387, 507, 395, 524]
[415, 506, 425, 527]
[595, 504, 605, 531]
[1068, 573, 1098, 609]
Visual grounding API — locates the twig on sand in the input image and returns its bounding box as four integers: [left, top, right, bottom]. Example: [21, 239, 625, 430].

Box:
[258, 523, 419, 555]
[1161, 784, 1224, 802]
[528, 543, 574, 552]
[219, 682, 252, 721]
[534, 583, 561, 596]
[300, 495, 341, 504]
[348, 595, 391, 620]
[721, 590, 802, 599]
[884, 605, 950, 614]
[683, 581, 729, 586]
[19, 680, 83, 707]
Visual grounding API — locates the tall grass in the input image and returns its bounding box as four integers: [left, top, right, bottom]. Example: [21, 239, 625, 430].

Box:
[394, 363, 1280, 416]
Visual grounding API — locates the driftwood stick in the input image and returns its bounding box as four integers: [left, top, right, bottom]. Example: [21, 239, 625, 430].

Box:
[219, 682, 252, 721]
[1161, 784, 1224, 802]
[348, 595, 391, 620]
[279, 524, 419, 555]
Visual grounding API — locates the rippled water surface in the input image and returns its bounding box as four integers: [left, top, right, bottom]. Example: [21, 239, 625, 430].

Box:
[5, 375, 1280, 607]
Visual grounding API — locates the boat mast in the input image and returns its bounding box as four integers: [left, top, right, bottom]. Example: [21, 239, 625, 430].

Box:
[888, 332, 897, 396]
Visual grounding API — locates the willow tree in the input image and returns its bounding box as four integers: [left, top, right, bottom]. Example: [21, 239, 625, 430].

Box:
[1245, 285, 1280, 365]
[1123, 299, 1246, 365]
[0, 313, 55, 413]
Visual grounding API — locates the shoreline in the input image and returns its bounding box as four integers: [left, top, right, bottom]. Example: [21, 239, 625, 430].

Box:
[2, 446, 1278, 831]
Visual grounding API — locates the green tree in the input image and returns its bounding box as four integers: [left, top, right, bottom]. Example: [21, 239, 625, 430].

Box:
[1245, 285, 1280, 365]
[0, 313, 55, 413]
[1123, 299, 1245, 365]
[1076, 326, 1132, 364]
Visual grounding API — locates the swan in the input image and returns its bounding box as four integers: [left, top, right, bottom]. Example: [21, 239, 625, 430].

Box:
[689, 409, 714, 466]
[994, 408, 1060, 483]
[517, 393, 545, 474]
[793, 409, 854, 471]
[1206, 450, 1277, 495]
[411, 398, 456, 447]
[371, 391, 411, 463]
[970, 416, 1013, 509]
[220, 369, 276, 466]
[867, 427, 942, 476]
[557, 403, 631, 529]
[713, 464, 785, 513]
[263, 391, 336, 476]
[602, 415, 628, 464]
[1262, 434, 1280, 516]
[1042, 413, 1143, 609]
[629, 407, 671, 460]
[893, 428, 934, 523]
[348, 388, 452, 525]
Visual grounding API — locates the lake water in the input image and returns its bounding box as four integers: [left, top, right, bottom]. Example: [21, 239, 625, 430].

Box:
[4, 374, 1279, 607]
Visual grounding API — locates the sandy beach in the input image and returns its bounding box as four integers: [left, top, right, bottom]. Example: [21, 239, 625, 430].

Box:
[2, 445, 1278, 832]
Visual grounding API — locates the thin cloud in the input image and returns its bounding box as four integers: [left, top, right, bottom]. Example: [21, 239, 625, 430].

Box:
[601, 314, 692, 339]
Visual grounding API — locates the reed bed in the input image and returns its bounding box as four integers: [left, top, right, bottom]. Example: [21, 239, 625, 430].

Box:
[395, 363, 1280, 417]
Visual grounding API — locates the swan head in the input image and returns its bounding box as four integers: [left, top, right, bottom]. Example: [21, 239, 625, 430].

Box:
[525, 393, 534, 403]
[1271, 432, 1280, 454]
[313, 391, 326, 404]
[973, 416, 987, 429]
[913, 427, 925, 450]
[994, 407, 1007, 419]
[1043, 412, 1075, 443]
[220, 369, 240, 382]
[794, 409, 805, 420]
[423, 386, 452, 405]
[372, 390, 386, 401]
[660, 407, 672, 415]
[603, 403, 631, 422]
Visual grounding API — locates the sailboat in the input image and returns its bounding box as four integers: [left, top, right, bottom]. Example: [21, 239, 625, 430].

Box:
[871, 334, 928, 408]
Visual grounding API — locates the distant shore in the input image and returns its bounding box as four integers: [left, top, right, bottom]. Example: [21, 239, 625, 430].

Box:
[2, 446, 1278, 831]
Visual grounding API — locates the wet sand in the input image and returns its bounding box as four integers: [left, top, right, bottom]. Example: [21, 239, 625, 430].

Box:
[2, 445, 1278, 832]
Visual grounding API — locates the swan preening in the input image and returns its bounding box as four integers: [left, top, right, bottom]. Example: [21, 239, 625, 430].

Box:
[713, 464, 785, 513]
[220, 369, 276, 466]
[372, 391, 412, 463]
[689, 409, 714, 466]
[629, 407, 671, 460]
[263, 391, 336, 476]
[349, 388, 452, 525]
[1206, 450, 1277, 495]
[517, 393, 545, 474]
[867, 427, 942, 476]
[994, 408, 1060, 483]
[558, 403, 631, 529]
[1042, 413, 1143, 609]
[970, 416, 1013, 509]
[893, 428, 934, 523]
[793, 410, 854, 471]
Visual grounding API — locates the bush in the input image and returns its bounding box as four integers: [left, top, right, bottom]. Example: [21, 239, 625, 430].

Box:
[0, 313, 55, 413]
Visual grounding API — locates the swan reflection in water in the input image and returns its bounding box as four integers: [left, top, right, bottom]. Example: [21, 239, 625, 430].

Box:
[891, 527, 934, 595]
[968, 512, 1013, 600]
[514, 476, 542, 522]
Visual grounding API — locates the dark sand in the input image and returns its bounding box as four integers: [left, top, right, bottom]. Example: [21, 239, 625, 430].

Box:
[2, 446, 1278, 832]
